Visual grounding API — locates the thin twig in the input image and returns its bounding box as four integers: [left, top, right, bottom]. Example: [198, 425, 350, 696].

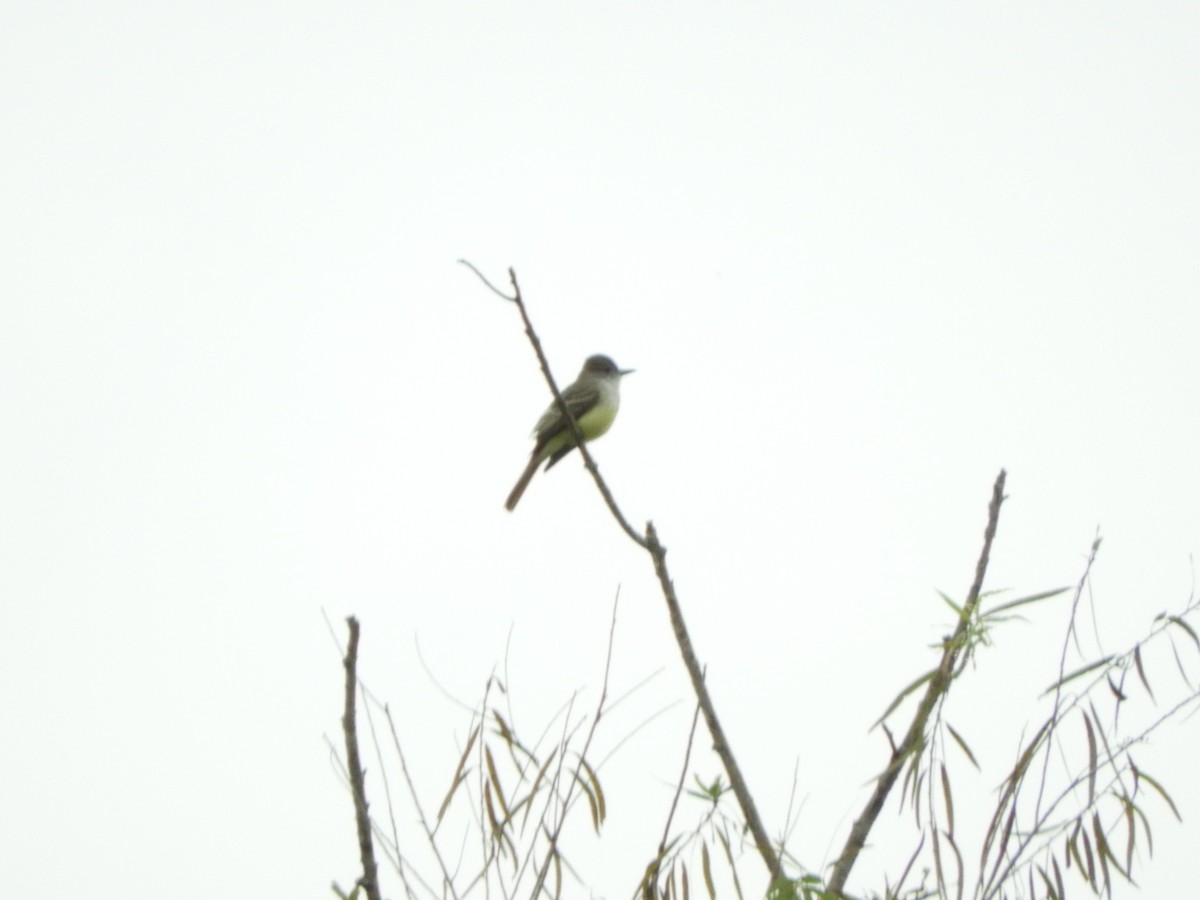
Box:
[361, 685, 416, 898]
[642, 691, 705, 895]
[826, 470, 1008, 897]
[1035, 533, 1103, 824]
[342, 617, 383, 900]
[384, 702, 464, 899]
[531, 592, 622, 896]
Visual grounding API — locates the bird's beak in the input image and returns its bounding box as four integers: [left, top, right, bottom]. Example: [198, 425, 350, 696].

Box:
[620, 368, 635, 376]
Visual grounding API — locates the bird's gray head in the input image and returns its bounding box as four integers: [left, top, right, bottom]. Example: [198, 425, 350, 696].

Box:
[583, 354, 635, 377]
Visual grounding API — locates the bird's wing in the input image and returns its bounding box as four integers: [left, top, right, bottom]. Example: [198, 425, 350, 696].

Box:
[532, 383, 600, 443]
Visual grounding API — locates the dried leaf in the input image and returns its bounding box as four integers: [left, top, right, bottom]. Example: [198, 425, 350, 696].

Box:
[436, 724, 479, 823]
[1065, 823, 1084, 875]
[578, 757, 607, 824]
[484, 745, 509, 817]
[1133, 645, 1155, 702]
[1136, 768, 1182, 821]
[1124, 788, 1155, 857]
[1167, 639, 1195, 690]
[483, 781, 500, 834]
[1081, 824, 1096, 887]
[492, 709, 514, 744]
[701, 841, 715, 899]
[1092, 813, 1112, 892]
[945, 722, 979, 770]
[1082, 710, 1097, 805]
[1165, 614, 1200, 653]
[1036, 865, 1059, 900]
[1122, 794, 1136, 874]
[574, 770, 601, 833]
[1106, 671, 1127, 702]
[940, 763, 955, 836]
[1052, 854, 1065, 899]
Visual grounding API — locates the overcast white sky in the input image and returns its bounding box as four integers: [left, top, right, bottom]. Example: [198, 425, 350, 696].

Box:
[3, 3, 1199, 898]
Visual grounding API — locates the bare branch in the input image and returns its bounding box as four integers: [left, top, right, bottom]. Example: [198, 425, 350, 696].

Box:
[826, 470, 1008, 896]
[644, 521, 785, 884]
[342, 617, 383, 900]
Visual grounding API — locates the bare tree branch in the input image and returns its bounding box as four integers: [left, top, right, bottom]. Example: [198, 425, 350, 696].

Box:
[826, 469, 1008, 897]
[645, 521, 785, 884]
[342, 617, 383, 900]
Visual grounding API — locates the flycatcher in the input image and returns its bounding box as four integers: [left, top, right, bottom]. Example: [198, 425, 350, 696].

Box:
[505, 354, 634, 511]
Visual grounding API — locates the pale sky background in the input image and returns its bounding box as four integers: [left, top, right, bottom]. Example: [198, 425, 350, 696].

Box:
[3, 3, 1199, 898]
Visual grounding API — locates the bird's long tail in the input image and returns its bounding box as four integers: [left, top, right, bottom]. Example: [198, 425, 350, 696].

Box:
[505, 454, 542, 511]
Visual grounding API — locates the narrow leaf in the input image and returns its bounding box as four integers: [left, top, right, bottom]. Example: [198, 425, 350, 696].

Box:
[1082, 710, 1097, 805]
[1133, 645, 1155, 701]
[485, 745, 509, 816]
[437, 724, 479, 823]
[492, 709, 514, 744]
[1042, 657, 1115, 696]
[1137, 768, 1182, 821]
[945, 722, 980, 770]
[1092, 813, 1112, 892]
[931, 827, 945, 897]
[1081, 825, 1096, 887]
[1123, 794, 1136, 874]
[574, 770, 601, 833]
[1106, 672, 1127, 701]
[1036, 865, 1058, 900]
[578, 757, 607, 824]
[983, 586, 1070, 616]
[940, 763, 955, 836]
[938, 590, 964, 615]
[1165, 615, 1200, 653]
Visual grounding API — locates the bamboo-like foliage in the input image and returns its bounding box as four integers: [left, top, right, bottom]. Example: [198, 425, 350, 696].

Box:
[876, 537, 1200, 900]
[328, 602, 631, 900]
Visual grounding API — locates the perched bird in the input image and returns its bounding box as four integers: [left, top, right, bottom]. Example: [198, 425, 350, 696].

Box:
[505, 354, 633, 511]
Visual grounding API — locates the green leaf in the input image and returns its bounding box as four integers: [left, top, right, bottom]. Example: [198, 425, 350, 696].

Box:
[982, 586, 1070, 619]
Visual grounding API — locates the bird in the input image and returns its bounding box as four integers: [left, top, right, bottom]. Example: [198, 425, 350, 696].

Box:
[505, 354, 633, 511]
